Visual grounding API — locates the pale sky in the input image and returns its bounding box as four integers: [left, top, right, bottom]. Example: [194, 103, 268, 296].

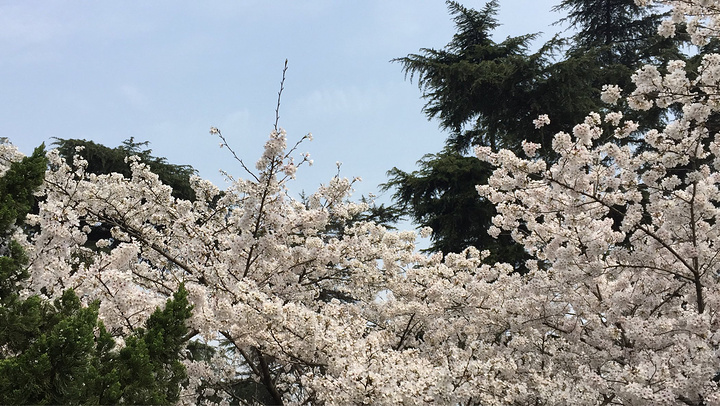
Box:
[5, 0, 562, 202]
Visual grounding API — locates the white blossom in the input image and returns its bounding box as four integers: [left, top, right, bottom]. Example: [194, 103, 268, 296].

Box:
[533, 114, 550, 128]
[600, 84, 623, 104]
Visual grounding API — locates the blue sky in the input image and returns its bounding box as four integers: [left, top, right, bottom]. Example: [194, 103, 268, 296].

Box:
[6, 0, 561, 202]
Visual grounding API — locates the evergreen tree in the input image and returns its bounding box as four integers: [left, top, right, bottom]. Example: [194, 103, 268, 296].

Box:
[386, 0, 685, 260]
[554, 0, 680, 65]
[385, 149, 527, 267]
[385, 1, 544, 265]
[54, 137, 197, 201]
[552, 0, 685, 130]
[53, 137, 199, 250]
[0, 143, 194, 404]
[393, 0, 555, 153]
[0, 145, 47, 300]
[0, 286, 193, 405]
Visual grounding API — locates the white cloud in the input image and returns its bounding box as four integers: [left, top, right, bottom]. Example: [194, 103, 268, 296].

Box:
[295, 84, 393, 118]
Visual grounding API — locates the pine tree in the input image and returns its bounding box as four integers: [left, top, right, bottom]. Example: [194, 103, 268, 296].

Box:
[553, 0, 685, 130]
[0, 144, 46, 300]
[53, 137, 198, 201]
[385, 149, 528, 266]
[0, 286, 193, 405]
[554, 0, 680, 65]
[53, 137, 200, 251]
[393, 0, 554, 153]
[386, 0, 686, 259]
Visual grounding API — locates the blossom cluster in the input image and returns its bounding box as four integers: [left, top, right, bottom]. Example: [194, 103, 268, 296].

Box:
[648, 0, 720, 45]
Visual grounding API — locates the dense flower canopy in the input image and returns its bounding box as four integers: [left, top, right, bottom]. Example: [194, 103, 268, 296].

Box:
[8, 0, 720, 404]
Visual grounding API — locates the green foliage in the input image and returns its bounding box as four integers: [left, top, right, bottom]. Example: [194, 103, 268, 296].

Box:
[391, 1, 552, 263]
[0, 145, 47, 301]
[0, 240, 29, 303]
[384, 150, 529, 269]
[0, 287, 192, 405]
[0, 145, 47, 233]
[114, 285, 193, 404]
[0, 144, 194, 404]
[553, 0, 681, 65]
[53, 137, 198, 201]
[394, 1, 553, 153]
[0, 291, 104, 405]
[552, 0, 685, 131]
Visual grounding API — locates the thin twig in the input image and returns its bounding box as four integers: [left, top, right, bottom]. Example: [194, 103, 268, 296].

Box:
[217, 130, 260, 182]
[275, 59, 288, 132]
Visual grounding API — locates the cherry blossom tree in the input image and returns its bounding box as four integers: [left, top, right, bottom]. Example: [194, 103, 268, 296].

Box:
[466, 1, 720, 402]
[11, 0, 720, 404]
[20, 71, 437, 402]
